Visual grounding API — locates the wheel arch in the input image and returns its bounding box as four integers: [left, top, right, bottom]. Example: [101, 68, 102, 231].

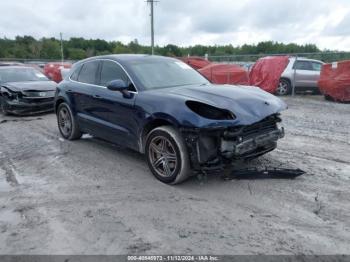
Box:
[55, 97, 66, 113]
[139, 116, 179, 153]
[280, 77, 291, 84]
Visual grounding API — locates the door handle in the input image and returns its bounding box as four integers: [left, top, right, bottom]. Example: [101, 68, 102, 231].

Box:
[93, 94, 103, 99]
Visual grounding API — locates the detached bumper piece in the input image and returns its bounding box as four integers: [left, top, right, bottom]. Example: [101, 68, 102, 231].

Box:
[182, 114, 285, 174]
[222, 167, 305, 180]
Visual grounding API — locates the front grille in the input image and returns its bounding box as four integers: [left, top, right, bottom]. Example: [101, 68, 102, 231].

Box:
[19, 97, 54, 104]
[225, 114, 280, 140]
[22, 91, 55, 98]
[241, 115, 278, 138]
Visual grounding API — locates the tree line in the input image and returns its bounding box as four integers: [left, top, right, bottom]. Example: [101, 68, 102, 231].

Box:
[0, 35, 345, 62]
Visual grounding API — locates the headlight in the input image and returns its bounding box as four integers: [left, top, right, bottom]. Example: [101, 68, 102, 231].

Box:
[2, 91, 19, 101]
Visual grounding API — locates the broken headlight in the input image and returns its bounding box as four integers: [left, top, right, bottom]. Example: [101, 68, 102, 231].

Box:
[3, 91, 21, 101]
[186, 101, 235, 120]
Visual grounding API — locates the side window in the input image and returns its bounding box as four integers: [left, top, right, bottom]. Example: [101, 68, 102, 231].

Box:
[77, 61, 99, 84]
[99, 61, 136, 91]
[293, 61, 312, 70]
[70, 64, 82, 81]
[311, 62, 322, 71]
[100, 61, 128, 85]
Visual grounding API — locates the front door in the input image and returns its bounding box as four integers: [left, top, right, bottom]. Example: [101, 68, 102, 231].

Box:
[89, 60, 139, 149]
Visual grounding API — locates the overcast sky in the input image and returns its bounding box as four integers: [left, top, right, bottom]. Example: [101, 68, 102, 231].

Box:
[1, 0, 350, 50]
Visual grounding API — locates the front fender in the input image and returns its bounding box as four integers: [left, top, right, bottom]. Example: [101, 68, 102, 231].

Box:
[54, 86, 75, 114]
[137, 112, 182, 153]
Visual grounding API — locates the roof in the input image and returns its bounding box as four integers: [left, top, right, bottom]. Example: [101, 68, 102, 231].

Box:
[75, 54, 175, 66]
[288, 57, 324, 63]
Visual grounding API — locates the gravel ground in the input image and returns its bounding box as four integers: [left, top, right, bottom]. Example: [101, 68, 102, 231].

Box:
[0, 95, 349, 255]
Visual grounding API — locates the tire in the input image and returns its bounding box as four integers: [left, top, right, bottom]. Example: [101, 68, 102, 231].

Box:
[276, 79, 291, 96]
[57, 102, 82, 140]
[312, 88, 321, 95]
[0, 97, 9, 116]
[324, 95, 334, 101]
[145, 126, 191, 184]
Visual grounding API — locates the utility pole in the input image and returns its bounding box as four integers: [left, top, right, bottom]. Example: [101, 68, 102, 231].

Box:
[60, 32, 64, 65]
[147, 0, 158, 55]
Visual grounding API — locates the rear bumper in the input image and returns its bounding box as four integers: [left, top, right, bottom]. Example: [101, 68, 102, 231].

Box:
[4, 99, 54, 115]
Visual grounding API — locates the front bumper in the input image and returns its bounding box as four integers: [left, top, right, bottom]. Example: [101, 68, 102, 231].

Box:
[181, 114, 285, 173]
[4, 98, 54, 115]
[221, 127, 284, 157]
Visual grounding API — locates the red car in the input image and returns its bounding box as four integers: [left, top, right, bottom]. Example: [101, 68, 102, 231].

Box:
[318, 60, 350, 102]
[178, 56, 211, 70]
[198, 63, 249, 85]
[43, 63, 72, 83]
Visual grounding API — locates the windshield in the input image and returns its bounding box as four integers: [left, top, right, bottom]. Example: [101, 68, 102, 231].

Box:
[128, 59, 209, 90]
[0, 67, 49, 83]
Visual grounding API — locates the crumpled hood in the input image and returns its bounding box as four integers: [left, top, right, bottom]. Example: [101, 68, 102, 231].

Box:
[168, 84, 287, 125]
[2, 81, 57, 92]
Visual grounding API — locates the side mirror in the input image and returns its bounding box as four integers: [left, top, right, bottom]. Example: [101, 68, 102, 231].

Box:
[107, 79, 128, 91]
[106, 79, 133, 98]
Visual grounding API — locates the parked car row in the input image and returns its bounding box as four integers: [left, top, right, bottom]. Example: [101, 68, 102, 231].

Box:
[180, 56, 325, 96]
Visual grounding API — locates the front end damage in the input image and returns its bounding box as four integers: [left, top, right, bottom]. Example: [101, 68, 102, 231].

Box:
[0, 87, 55, 115]
[181, 114, 284, 174]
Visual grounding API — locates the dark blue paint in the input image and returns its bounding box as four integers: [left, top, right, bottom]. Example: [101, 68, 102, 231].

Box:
[55, 55, 287, 152]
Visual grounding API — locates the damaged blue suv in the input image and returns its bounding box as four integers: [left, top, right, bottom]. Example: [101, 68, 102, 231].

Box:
[55, 55, 286, 184]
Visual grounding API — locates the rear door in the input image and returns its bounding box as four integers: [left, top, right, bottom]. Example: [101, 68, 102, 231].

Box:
[89, 60, 138, 149]
[310, 62, 322, 87]
[293, 60, 320, 87]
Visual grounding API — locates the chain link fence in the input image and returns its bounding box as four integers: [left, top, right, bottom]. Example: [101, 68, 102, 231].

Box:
[2, 51, 350, 65]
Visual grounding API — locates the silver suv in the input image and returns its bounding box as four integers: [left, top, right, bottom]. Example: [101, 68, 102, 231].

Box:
[277, 57, 324, 95]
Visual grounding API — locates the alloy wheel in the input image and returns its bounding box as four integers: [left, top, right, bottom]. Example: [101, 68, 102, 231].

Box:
[277, 80, 289, 95]
[58, 107, 72, 137]
[148, 136, 178, 178]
